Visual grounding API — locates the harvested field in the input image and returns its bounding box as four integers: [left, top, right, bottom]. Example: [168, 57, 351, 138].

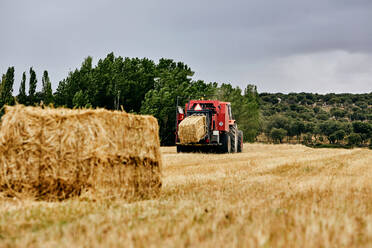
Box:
[0, 144, 371, 247]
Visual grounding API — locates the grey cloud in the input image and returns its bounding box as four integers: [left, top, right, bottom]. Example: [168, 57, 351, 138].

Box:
[0, 0, 371, 93]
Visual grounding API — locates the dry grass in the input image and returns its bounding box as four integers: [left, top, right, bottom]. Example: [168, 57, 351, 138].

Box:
[0, 144, 371, 247]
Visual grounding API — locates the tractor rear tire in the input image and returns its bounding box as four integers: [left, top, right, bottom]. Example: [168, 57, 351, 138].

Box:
[237, 130, 243, 153]
[176, 145, 183, 153]
[229, 125, 238, 153]
[220, 132, 231, 153]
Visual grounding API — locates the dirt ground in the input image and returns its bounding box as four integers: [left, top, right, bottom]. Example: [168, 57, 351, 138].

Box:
[0, 144, 371, 247]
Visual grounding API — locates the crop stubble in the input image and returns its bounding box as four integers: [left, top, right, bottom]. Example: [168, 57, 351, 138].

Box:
[0, 144, 371, 247]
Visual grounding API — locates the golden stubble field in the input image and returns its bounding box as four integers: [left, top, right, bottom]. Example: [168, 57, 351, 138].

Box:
[0, 144, 371, 247]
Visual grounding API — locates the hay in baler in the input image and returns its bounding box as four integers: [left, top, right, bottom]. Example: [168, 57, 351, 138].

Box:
[178, 115, 207, 144]
[0, 105, 162, 201]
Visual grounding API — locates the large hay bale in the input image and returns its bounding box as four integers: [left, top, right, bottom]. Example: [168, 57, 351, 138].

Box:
[178, 115, 206, 144]
[0, 105, 162, 201]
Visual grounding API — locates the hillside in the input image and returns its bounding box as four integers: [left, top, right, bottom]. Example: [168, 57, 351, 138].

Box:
[258, 92, 372, 146]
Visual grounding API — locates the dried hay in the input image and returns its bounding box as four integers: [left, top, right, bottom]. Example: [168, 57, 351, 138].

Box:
[0, 105, 162, 201]
[178, 115, 206, 144]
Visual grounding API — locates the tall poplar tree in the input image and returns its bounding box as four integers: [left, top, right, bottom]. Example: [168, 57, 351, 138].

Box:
[28, 67, 37, 105]
[0, 67, 15, 106]
[0, 74, 5, 107]
[17, 72, 27, 104]
[42, 70, 53, 105]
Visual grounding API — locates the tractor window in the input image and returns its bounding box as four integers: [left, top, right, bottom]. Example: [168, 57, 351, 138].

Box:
[228, 104, 233, 119]
[177, 106, 184, 114]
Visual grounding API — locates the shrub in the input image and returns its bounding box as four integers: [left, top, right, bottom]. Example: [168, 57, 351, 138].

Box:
[347, 133, 362, 147]
[270, 128, 287, 143]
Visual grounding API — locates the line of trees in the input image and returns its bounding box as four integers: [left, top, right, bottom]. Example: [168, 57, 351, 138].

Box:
[0, 53, 260, 145]
[0, 67, 53, 107]
[1, 53, 370, 147]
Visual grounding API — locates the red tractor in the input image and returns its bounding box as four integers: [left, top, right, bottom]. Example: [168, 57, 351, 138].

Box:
[176, 99, 243, 153]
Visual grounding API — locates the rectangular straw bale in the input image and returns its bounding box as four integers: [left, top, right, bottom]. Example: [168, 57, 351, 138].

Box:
[178, 115, 206, 144]
[0, 105, 162, 201]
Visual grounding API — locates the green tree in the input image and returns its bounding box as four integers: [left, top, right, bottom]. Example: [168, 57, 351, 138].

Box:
[89, 53, 115, 108]
[330, 108, 346, 119]
[316, 112, 330, 121]
[0, 74, 5, 107]
[270, 128, 287, 143]
[333, 129, 346, 143]
[352, 121, 372, 144]
[291, 120, 306, 141]
[0, 67, 15, 107]
[55, 59, 92, 108]
[72, 90, 91, 108]
[240, 85, 260, 142]
[54, 79, 68, 107]
[17, 72, 27, 105]
[217, 84, 260, 142]
[54, 54, 156, 112]
[312, 123, 323, 142]
[265, 114, 291, 141]
[41, 70, 54, 105]
[28, 67, 37, 105]
[115, 57, 156, 112]
[347, 133, 362, 147]
[303, 133, 313, 144]
[319, 120, 342, 144]
[329, 133, 337, 144]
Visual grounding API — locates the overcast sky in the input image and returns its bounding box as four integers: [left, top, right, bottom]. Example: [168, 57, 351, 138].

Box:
[0, 0, 371, 94]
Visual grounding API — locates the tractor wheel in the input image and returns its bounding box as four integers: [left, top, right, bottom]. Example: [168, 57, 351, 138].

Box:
[237, 130, 243, 153]
[229, 125, 238, 153]
[220, 132, 231, 153]
[176, 145, 183, 153]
